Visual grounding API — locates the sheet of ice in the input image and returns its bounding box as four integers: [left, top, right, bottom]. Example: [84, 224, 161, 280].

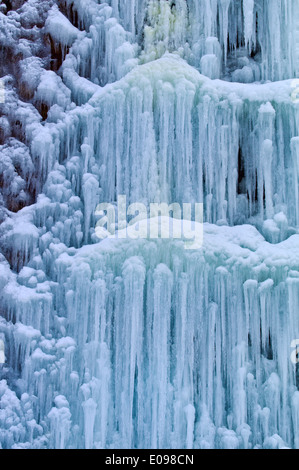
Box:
[0, 0, 299, 450]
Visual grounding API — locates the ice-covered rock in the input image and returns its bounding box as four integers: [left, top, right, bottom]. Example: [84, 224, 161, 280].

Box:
[0, 0, 299, 450]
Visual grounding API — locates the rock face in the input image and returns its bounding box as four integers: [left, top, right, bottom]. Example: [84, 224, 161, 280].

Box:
[0, 0, 299, 449]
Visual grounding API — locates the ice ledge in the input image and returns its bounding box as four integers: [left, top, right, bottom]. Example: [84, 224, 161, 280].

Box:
[89, 54, 298, 106]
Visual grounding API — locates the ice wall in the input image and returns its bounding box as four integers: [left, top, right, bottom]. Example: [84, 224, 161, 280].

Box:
[0, 0, 299, 449]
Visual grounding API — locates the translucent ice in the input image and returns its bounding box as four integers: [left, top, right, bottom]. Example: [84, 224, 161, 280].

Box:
[0, 0, 299, 450]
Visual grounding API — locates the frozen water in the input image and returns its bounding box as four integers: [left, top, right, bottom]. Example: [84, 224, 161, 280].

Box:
[0, 0, 299, 449]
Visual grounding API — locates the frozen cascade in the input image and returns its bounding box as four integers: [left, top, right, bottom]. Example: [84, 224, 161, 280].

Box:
[0, 0, 299, 449]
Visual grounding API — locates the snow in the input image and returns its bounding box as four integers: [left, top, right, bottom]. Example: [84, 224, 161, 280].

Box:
[0, 0, 299, 450]
[35, 71, 72, 111]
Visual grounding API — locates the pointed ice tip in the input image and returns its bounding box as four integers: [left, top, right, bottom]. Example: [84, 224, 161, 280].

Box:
[258, 101, 275, 115]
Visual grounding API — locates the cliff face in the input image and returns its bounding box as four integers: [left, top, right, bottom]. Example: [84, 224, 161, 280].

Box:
[0, 0, 299, 449]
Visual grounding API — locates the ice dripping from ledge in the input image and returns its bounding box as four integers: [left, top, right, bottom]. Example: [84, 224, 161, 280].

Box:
[0, 0, 299, 449]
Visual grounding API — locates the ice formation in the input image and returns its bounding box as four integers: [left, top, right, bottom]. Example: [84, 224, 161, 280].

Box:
[0, 0, 299, 449]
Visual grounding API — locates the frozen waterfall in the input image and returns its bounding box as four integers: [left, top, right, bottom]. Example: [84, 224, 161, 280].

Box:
[0, 0, 299, 449]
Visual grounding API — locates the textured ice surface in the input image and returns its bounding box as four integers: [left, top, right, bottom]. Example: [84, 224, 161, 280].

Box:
[0, 0, 299, 449]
